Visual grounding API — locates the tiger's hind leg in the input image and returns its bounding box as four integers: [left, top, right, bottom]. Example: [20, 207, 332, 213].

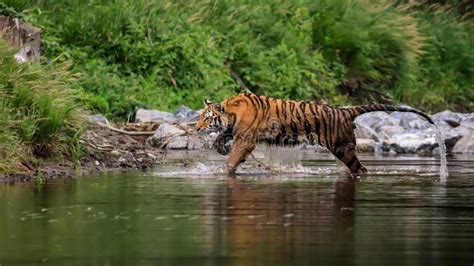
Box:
[332, 143, 367, 177]
[226, 138, 256, 177]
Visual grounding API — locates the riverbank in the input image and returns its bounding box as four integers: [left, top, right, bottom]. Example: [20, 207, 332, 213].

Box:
[0, 122, 164, 183]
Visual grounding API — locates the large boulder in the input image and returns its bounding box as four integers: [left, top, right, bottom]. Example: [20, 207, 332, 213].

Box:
[382, 131, 435, 154]
[136, 109, 176, 123]
[148, 124, 186, 148]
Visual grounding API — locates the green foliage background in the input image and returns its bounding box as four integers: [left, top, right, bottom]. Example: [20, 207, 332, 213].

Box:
[2, 0, 473, 121]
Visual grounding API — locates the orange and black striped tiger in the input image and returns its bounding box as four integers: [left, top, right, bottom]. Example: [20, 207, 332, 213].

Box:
[196, 93, 434, 177]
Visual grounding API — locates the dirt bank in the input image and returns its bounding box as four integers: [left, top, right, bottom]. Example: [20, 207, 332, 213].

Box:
[0, 122, 164, 183]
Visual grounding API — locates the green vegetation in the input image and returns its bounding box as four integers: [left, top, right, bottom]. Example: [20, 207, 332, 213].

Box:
[3, 0, 473, 119]
[0, 38, 84, 172]
[1, 0, 473, 122]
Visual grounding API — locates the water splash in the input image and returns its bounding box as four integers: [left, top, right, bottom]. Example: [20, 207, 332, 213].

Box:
[433, 124, 449, 180]
[262, 145, 302, 168]
[155, 163, 227, 177]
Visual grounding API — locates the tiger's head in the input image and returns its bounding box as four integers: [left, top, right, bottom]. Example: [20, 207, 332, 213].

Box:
[195, 100, 231, 134]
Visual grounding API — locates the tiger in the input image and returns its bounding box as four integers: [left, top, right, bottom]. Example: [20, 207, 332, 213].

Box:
[195, 93, 435, 177]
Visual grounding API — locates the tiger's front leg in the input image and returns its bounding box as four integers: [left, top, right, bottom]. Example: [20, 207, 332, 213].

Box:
[226, 137, 256, 177]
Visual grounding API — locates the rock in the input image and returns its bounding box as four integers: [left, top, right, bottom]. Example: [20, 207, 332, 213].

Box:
[390, 110, 418, 121]
[354, 124, 379, 141]
[381, 127, 461, 154]
[404, 116, 430, 130]
[460, 113, 474, 129]
[167, 136, 189, 149]
[187, 136, 207, 150]
[188, 132, 220, 150]
[355, 112, 399, 131]
[434, 119, 453, 130]
[356, 139, 376, 153]
[382, 131, 435, 154]
[444, 133, 463, 152]
[175, 105, 200, 122]
[452, 125, 472, 138]
[148, 124, 186, 148]
[86, 114, 109, 125]
[136, 109, 176, 123]
[452, 131, 474, 154]
[376, 125, 406, 140]
[433, 110, 463, 127]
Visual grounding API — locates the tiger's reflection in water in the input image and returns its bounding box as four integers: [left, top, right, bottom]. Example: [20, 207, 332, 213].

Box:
[205, 177, 356, 264]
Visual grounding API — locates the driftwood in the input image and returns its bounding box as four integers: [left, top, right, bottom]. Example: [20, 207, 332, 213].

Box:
[95, 122, 156, 136]
[0, 15, 41, 61]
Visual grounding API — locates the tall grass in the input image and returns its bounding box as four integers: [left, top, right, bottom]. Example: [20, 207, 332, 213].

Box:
[311, 0, 426, 103]
[394, 4, 474, 111]
[0, 38, 84, 172]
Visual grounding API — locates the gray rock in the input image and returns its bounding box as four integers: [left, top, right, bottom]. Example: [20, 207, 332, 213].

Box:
[434, 119, 453, 130]
[382, 130, 435, 154]
[377, 125, 406, 140]
[391, 111, 418, 126]
[452, 125, 472, 137]
[409, 119, 430, 130]
[136, 109, 176, 123]
[452, 131, 474, 154]
[187, 136, 206, 150]
[433, 110, 463, 127]
[356, 139, 376, 153]
[87, 114, 109, 125]
[148, 124, 186, 148]
[355, 112, 400, 132]
[167, 136, 189, 149]
[175, 105, 200, 122]
[460, 113, 474, 129]
[354, 124, 379, 141]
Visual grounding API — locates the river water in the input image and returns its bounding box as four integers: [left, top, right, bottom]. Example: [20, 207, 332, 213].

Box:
[1, 151, 473, 265]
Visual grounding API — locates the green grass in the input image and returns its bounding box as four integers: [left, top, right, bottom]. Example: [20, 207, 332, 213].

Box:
[1, 0, 472, 119]
[0, 38, 84, 173]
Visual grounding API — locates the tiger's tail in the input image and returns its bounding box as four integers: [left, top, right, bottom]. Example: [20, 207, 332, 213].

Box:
[342, 104, 434, 124]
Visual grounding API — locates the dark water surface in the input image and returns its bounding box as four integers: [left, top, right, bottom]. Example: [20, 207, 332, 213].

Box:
[1, 152, 473, 265]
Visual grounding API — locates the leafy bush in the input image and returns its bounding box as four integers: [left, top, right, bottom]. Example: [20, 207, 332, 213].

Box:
[2, 0, 472, 119]
[0, 38, 84, 172]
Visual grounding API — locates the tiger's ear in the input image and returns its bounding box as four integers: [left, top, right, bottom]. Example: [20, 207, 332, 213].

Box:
[204, 99, 212, 107]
